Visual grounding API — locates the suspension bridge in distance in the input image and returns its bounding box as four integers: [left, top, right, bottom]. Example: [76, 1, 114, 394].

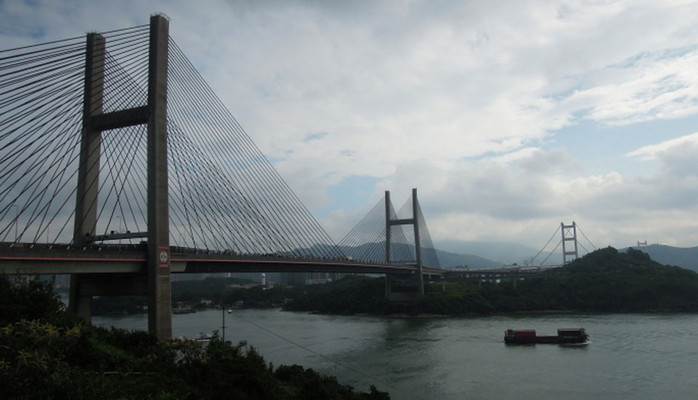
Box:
[444, 221, 597, 282]
[0, 15, 442, 339]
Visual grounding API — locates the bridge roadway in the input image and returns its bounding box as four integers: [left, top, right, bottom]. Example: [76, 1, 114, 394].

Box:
[0, 243, 444, 277]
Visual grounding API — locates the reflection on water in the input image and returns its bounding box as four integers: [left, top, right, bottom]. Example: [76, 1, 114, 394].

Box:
[95, 311, 698, 399]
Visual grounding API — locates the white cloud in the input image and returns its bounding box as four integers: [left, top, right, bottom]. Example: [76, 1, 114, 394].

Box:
[3, 0, 698, 251]
[627, 131, 698, 160]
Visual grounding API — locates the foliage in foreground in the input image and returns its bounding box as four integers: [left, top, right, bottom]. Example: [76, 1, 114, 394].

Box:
[284, 247, 698, 315]
[0, 276, 389, 399]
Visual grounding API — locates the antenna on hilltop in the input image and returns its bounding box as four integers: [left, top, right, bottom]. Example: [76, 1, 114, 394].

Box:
[637, 240, 648, 247]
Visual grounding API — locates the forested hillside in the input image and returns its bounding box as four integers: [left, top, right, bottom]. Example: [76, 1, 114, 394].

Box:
[285, 247, 698, 315]
[622, 244, 698, 273]
[0, 276, 390, 399]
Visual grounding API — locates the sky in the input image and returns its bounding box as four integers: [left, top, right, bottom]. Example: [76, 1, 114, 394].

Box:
[2, 0, 698, 254]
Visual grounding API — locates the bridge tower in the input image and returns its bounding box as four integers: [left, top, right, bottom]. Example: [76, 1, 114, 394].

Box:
[384, 188, 424, 300]
[561, 221, 578, 265]
[69, 15, 172, 339]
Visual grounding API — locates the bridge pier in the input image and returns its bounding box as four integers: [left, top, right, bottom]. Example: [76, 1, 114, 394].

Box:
[70, 273, 149, 323]
[69, 275, 92, 322]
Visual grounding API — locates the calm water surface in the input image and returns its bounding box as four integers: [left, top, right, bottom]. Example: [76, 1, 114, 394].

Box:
[95, 310, 698, 399]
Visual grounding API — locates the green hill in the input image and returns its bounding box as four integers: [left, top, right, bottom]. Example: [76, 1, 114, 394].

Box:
[621, 244, 698, 273]
[516, 247, 698, 312]
[284, 247, 698, 315]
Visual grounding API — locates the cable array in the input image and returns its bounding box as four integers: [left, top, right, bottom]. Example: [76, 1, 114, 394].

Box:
[0, 25, 150, 244]
[576, 224, 597, 254]
[391, 194, 440, 268]
[164, 40, 343, 258]
[0, 25, 346, 260]
[337, 192, 440, 268]
[337, 197, 387, 262]
[414, 199, 440, 268]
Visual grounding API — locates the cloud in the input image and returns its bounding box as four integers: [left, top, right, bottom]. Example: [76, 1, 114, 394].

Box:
[3, 0, 698, 250]
[626, 131, 698, 160]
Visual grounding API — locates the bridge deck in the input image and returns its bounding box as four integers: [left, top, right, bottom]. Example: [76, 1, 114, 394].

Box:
[0, 243, 441, 276]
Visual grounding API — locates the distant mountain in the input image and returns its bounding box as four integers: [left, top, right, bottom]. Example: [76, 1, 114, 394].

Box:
[621, 245, 698, 273]
[338, 242, 504, 270]
[434, 240, 546, 265]
[434, 248, 504, 270]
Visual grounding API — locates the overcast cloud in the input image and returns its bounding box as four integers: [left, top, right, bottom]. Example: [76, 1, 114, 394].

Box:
[2, 0, 698, 253]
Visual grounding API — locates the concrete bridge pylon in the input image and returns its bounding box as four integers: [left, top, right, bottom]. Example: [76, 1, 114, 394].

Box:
[69, 14, 172, 340]
[384, 188, 425, 300]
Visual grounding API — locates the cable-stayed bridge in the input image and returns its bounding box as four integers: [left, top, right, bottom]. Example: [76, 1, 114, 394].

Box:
[0, 15, 440, 338]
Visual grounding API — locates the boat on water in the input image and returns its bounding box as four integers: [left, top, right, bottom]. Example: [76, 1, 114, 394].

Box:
[195, 332, 213, 342]
[504, 328, 589, 345]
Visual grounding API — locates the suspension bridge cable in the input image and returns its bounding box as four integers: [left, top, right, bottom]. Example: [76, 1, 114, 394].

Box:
[576, 223, 596, 252]
[529, 225, 561, 266]
[539, 240, 562, 266]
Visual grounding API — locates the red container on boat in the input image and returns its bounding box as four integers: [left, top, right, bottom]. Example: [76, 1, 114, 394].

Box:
[513, 330, 536, 338]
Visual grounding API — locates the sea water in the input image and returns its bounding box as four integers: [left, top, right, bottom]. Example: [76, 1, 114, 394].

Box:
[95, 310, 698, 399]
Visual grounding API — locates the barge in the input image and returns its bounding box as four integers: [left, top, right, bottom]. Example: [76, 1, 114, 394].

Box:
[504, 328, 589, 345]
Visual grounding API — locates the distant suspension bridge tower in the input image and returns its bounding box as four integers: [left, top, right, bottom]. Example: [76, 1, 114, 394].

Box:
[561, 221, 578, 264]
[527, 221, 595, 267]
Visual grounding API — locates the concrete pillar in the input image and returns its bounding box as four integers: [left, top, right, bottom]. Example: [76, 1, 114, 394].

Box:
[412, 188, 424, 296]
[70, 32, 105, 321]
[385, 190, 391, 264]
[146, 14, 172, 340]
[384, 191, 392, 300]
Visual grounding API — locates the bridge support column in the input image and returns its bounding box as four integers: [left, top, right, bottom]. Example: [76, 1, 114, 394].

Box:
[412, 189, 424, 297]
[69, 30, 105, 319]
[146, 14, 172, 340]
[70, 275, 92, 322]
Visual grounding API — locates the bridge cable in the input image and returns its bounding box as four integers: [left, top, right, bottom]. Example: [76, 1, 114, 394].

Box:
[576, 223, 597, 253]
[539, 240, 562, 266]
[168, 36, 326, 256]
[528, 225, 561, 266]
[165, 39, 344, 258]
